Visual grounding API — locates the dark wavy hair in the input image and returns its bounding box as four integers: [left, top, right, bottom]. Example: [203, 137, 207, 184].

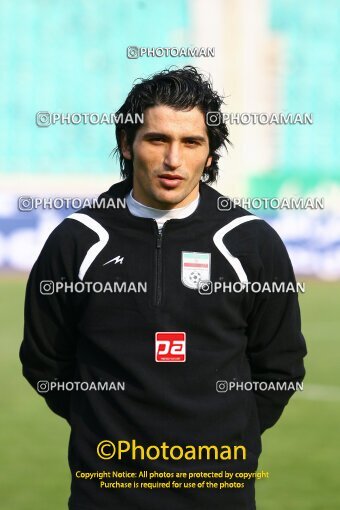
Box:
[112, 66, 231, 185]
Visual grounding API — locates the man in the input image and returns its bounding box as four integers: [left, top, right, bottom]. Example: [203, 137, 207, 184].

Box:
[20, 66, 306, 510]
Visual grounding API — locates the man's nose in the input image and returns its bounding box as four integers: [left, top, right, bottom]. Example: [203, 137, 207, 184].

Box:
[163, 143, 182, 169]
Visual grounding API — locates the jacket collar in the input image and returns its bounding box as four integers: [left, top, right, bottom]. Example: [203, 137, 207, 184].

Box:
[95, 178, 222, 225]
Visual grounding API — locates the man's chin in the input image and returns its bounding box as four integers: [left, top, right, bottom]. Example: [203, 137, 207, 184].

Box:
[151, 188, 188, 209]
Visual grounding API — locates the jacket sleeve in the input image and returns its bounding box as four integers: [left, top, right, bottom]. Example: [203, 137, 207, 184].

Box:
[246, 224, 307, 434]
[19, 222, 78, 422]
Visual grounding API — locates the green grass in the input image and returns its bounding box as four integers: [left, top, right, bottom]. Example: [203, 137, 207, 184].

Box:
[0, 277, 70, 509]
[1, 278, 339, 509]
[257, 281, 340, 509]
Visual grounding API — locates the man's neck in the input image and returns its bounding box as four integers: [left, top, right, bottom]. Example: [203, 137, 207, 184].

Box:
[131, 184, 199, 210]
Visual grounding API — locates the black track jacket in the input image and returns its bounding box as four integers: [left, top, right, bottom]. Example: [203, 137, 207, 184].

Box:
[20, 179, 307, 510]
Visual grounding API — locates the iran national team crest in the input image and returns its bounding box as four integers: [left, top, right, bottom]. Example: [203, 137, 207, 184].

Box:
[181, 252, 211, 290]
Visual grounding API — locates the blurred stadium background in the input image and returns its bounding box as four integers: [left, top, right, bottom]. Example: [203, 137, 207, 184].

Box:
[1, 0, 339, 508]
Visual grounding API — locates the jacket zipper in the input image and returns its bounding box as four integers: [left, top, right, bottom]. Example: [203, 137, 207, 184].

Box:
[153, 221, 166, 306]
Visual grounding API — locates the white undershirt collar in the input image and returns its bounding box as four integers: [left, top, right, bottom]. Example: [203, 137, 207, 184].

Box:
[126, 190, 200, 231]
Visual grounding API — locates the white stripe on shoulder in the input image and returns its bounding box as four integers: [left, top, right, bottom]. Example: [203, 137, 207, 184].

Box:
[67, 213, 109, 280]
[213, 215, 261, 284]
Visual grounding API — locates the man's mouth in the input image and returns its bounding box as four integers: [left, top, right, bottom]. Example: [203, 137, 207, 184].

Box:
[158, 173, 184, 189]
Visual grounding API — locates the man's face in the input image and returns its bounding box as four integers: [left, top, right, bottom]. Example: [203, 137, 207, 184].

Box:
[121, 105, 212, 209]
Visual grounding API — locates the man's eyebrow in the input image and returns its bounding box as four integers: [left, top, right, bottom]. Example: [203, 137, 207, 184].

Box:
[182, 135, 207, 142]
[142, 132, 207, 141]
[142, 132, 168, 138]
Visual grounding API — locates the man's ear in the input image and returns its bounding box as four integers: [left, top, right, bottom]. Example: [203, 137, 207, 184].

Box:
[121, 131, 132, 160]
[205, 155, 213, 168]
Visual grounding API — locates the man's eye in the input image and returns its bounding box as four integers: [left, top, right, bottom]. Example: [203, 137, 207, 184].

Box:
[149, 137, 165, 143]
[186, 140, 199, 146]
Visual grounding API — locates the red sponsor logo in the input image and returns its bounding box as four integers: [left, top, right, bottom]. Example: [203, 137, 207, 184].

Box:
[155, 332, 186, 362]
